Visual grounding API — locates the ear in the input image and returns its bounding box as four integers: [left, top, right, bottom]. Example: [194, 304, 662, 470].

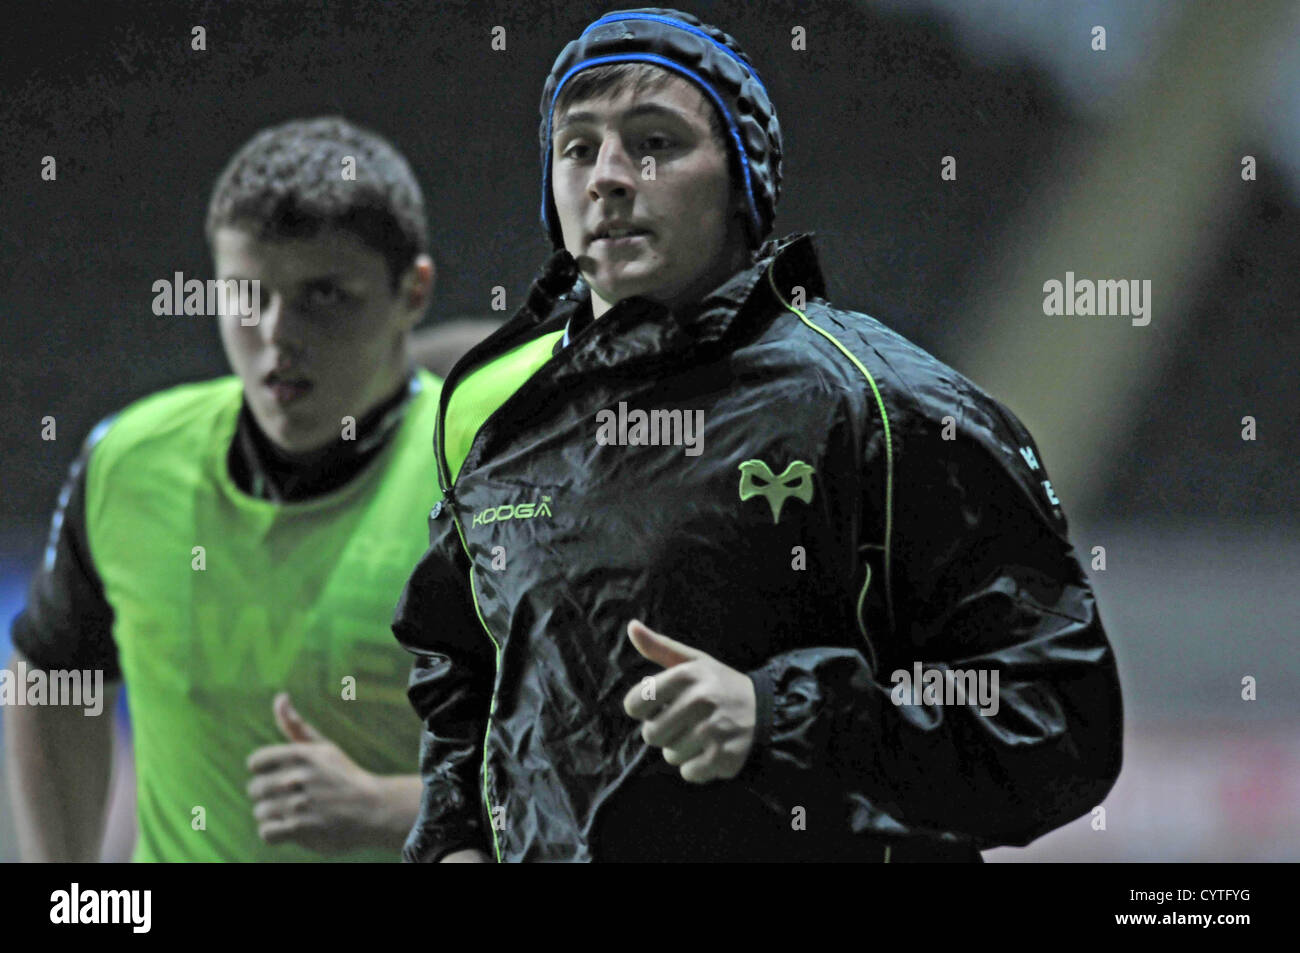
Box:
[398, 254, 435, 330]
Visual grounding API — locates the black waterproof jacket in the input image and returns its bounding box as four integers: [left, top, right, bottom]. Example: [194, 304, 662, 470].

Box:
[392, 232, 1124, 863]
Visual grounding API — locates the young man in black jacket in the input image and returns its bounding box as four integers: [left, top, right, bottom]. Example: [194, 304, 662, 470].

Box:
[393, 7, 1124, 863]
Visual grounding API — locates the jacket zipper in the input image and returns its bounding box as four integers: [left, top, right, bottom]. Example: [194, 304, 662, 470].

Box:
[429, 306, 579, 864]
[431, 484, 504, 863]
[432, 347, 508, 862]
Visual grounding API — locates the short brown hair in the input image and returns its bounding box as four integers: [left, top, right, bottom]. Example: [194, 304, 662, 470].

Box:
[206, 117, 427, 291]
[554, 62, 726, 147]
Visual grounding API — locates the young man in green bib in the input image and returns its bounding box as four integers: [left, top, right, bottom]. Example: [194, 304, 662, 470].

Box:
[6, 117, 458, 862]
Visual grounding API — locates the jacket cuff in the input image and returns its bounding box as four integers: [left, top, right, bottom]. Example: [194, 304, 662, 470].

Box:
[747, 664, 776, 751]
[750, 664, 776, 749]
[426, 840, 490, 863]
[729, 665, 776, 792]
[403, 825, 489, 863]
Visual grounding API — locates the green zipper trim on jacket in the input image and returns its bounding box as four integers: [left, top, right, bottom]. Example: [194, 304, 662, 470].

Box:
[765, 264, 897, 661]
[431, 379, 503, 862]
[429, 337, 509, 863]
[854, 562, 879, 676]
[447, 508, 505, 864]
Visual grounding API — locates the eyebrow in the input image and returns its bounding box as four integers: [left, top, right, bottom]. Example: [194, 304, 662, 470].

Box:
[553, 102, 689, 135]
[216, 273, 353, 286]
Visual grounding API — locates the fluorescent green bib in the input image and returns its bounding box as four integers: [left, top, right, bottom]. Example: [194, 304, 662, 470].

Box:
[444, 330, 563, 482]
[86, 371, 441, 862]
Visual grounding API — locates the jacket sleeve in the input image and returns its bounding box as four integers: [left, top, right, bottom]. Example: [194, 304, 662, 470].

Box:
[391, 512, 497, 862]
[736, 394, 1124, 849]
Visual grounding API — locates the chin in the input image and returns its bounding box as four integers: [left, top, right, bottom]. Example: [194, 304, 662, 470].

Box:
[286, 416, 339, 449]
[597, 268, 663, 302]
[273, 432, 317, 454]
[253, 407, 328, 454]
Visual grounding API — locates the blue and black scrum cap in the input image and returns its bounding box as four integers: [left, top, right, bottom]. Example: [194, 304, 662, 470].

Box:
[539, 7, 784, 250]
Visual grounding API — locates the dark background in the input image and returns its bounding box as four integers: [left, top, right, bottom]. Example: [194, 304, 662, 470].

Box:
[2, 0, 1298, 860]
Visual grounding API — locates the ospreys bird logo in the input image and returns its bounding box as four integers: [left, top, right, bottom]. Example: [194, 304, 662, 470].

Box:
[737, 459, 815, 524]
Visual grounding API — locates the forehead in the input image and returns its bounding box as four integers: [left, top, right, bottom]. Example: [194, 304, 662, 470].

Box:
[553, 73, 714, 132]
[212, 225, 387, 280]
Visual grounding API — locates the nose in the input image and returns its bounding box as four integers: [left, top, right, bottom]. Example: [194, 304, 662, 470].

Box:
[258, 293, 303, 355]
[587, 132, 638, 204]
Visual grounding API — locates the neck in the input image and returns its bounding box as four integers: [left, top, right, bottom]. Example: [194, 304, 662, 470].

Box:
[591, 242, 752, 318]
[230, 370, 416, 502]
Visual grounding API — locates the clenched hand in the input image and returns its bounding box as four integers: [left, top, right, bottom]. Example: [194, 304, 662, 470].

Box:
[246, 693, 391, 853]
[622, 619, 757, 783]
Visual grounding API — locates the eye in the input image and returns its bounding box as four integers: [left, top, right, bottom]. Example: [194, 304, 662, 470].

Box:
[303, 282, 349, 308]
[641, 134, 675, 151]
[560, 140, 590, 160]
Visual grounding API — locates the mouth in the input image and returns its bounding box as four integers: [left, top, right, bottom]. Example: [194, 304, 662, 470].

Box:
[263, 369, 314, 405]
[589, 224, 654, 247]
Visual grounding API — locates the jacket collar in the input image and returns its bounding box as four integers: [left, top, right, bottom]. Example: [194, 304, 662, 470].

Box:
[444, 231, 828, 395]
[677, 230, 826, 345]
[539, 230, 826, 351]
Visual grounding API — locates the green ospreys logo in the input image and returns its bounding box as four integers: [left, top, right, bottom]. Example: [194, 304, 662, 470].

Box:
[738, 459, 815, 524]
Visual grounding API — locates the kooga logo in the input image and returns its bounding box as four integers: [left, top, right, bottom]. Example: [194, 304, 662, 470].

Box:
[471, 496, 553, 527]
